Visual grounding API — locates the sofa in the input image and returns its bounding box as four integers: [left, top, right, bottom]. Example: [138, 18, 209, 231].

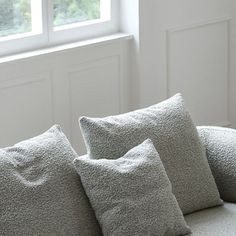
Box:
[1, 94, 236, 236]
[186, 126, 236, 236]
[185, 202, 236, 235]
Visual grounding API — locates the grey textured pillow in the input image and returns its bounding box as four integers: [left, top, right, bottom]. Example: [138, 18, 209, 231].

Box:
[74, 139, 191, 236]
[0, 125, 101, 236]
[79, 93, 222, 214]
[198, 126, 236, 203]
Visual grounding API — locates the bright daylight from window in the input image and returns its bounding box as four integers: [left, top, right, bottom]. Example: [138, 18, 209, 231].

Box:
[0, 0, 107, 40]
[53, 0, 101, 28]
[0, 0, 32, 37]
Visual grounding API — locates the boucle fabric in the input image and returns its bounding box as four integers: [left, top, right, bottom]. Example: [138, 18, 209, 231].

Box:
[74, 139, 191, 236]
[79, 93, 222, 214]
[185, 202, 236, 236]
[198, 126, 236, 203]
[0, 125, 101, 236]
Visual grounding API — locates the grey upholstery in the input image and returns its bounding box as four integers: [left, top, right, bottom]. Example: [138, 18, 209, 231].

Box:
[0, 125, 101, 236]
[79, 93, 222, 214]
[198, 126, 236, 203]
[74, 139, 191, 236]
[185, 202, 236, 236]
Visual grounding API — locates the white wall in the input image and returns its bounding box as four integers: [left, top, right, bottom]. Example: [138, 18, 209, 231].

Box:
[121, 0, 236, 128]
[0, 36, 131, 154]
[120, 0, 140, 109]
[1, 1, 236, 153]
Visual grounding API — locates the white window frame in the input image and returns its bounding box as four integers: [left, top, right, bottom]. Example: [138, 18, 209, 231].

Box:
[0, 0, 119, 57]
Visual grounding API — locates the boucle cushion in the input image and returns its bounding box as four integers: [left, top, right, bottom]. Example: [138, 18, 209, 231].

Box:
[0, 125, 101, 236]
[198, 126, 236, 202]
[74, 139, 191, 236]
[79, 93, 222, 214]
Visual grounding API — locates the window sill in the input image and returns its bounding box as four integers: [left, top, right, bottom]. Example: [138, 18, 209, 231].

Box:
[0, 33, 133, 64]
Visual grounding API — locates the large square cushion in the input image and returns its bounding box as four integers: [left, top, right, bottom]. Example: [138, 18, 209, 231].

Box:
[80, 94, 221, 214]
[0, 125, 101, 236]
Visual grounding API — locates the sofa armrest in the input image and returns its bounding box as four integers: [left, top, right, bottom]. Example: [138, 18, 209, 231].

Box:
[197, 126, 236, 203]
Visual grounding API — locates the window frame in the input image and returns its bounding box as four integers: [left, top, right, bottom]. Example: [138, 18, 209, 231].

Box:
[0, 0, 119, 57]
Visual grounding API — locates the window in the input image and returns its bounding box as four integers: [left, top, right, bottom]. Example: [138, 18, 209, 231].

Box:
[0, 0, 119, 56]
[53, 0, 101, 28]
[0, 0, 42, 39]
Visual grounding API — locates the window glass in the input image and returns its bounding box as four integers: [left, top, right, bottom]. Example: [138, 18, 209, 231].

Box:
[0, 0, 117, 56]
[0, 0, 32, 37]
[53, 0, 101, 28]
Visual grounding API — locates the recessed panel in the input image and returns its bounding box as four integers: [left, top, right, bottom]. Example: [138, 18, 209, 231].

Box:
[0, 74, 53, 147]
[69, 56, 120, 154]
[167, 20, 229, 126]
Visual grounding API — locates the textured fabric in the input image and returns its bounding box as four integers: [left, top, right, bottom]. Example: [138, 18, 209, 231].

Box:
[74, 139, 191, 236]
[0, 125, 101, 236]
[198, 126, 236, 203]
[185, 202, 236, 236]
[79, 93, 222, 214]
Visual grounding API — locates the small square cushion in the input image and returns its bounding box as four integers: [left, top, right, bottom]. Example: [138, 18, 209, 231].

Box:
[198, 126, 236, 203]
[79, 94, 222, 214]
[0, 125, 101, 236]
[74, 139, 191, 236]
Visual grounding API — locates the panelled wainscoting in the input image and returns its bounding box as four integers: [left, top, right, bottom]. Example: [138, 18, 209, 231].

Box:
[0, 34, 132, 154]
[166, 18, 230, 127]
[134, 0, 236, 129]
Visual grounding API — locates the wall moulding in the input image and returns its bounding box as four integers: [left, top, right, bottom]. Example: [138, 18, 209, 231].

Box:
[67, 55, 121, 153]
[166, 17, 231, 127]
[0, 37, 131, 153]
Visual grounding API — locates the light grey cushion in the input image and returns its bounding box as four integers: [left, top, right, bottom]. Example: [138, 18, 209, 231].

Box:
[74, 139, 191, 236]
[198, 126, 236, 203]
[185, 202, 236, 236]
[79, 93, 222, 214]
[0, 125, 101, 236]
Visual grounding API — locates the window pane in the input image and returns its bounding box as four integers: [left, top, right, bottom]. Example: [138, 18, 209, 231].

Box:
[53, 0, 100, 27]
[0, 0, 32, 37]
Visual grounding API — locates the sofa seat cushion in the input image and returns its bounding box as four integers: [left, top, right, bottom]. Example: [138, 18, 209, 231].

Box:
[185, 202, 236, 235]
